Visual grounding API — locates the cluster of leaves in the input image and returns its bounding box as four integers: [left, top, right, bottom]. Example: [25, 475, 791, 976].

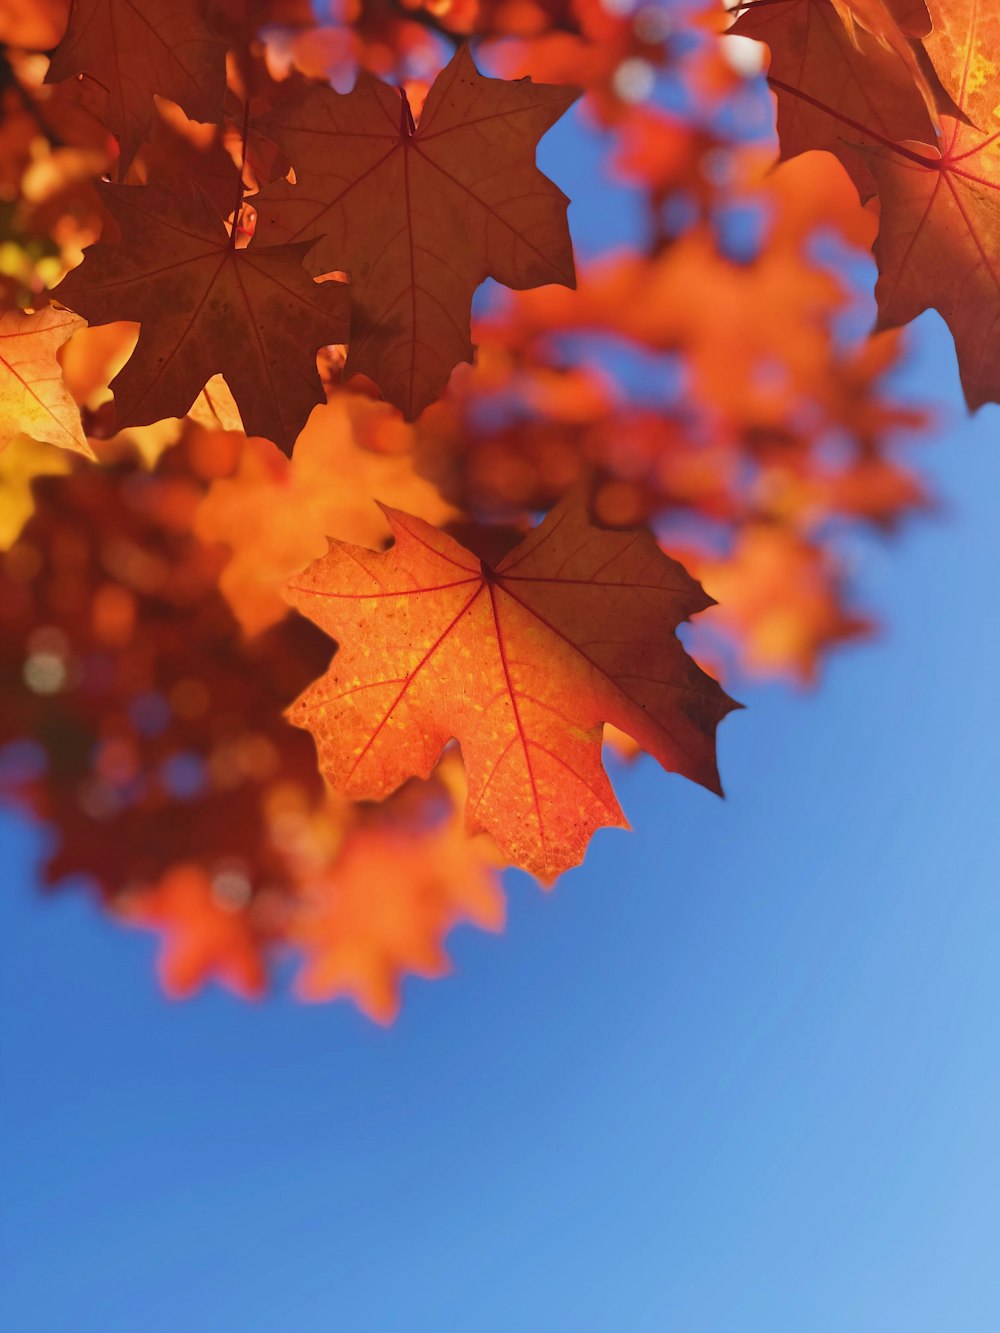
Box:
[0, 0, 953, 1018]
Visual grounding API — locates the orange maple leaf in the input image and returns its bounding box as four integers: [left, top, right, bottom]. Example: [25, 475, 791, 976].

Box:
[287, 496, 736, 881]
[691, 525, 872, 685]
[253, 45, 578, 419]
[0, 306, 91, 456]
[194, 396, 456, 637]
[117, 864, 267, 1000]
[54, 181, 350, 453]
[857, 0, 1000, 408]
[0, 434, 73, 550]
[291, 807, 505, 1023]
[45, 0, 226, 172]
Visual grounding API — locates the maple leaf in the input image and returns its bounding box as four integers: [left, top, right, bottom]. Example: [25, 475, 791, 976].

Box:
[117, 864, 268, 999]
[731, 0, 935, 196]
[126, 99, 242, 222]
[0, 307, 91, 456]
[287, 496, 736, 881]
[830, 0, 939, 115]
[857, 0, 1000, 408]
[194, 396, 456, 637]
[690, 525, 872, 685]
[0, 433, 73, 549]
[54, 181, 351, 454]
[253, 45, 578, 419]
[44, 0, 226, 173]
[290, 788, 504, 1022]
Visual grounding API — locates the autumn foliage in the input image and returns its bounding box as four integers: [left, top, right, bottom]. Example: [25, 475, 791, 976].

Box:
[2, 0, 974, 1019]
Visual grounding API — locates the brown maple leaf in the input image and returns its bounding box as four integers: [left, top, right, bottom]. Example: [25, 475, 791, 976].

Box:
[286, 496, 736, 881]
[0, 306, 91, 456]
[126, 99, 242, 221]
[731, 0, 936, 197]
[44, 0, 226, 173]
[830, 0, 937, 94]
[253, 45, 578, 419]
[857, 0, 1000, 408]
[54, 181, 350, 454]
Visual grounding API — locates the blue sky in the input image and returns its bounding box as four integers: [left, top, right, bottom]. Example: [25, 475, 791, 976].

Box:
[4, 44, 1000, 1333]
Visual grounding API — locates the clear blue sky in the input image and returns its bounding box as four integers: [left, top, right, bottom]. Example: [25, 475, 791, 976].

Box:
[3, 64, 1000, 1333]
